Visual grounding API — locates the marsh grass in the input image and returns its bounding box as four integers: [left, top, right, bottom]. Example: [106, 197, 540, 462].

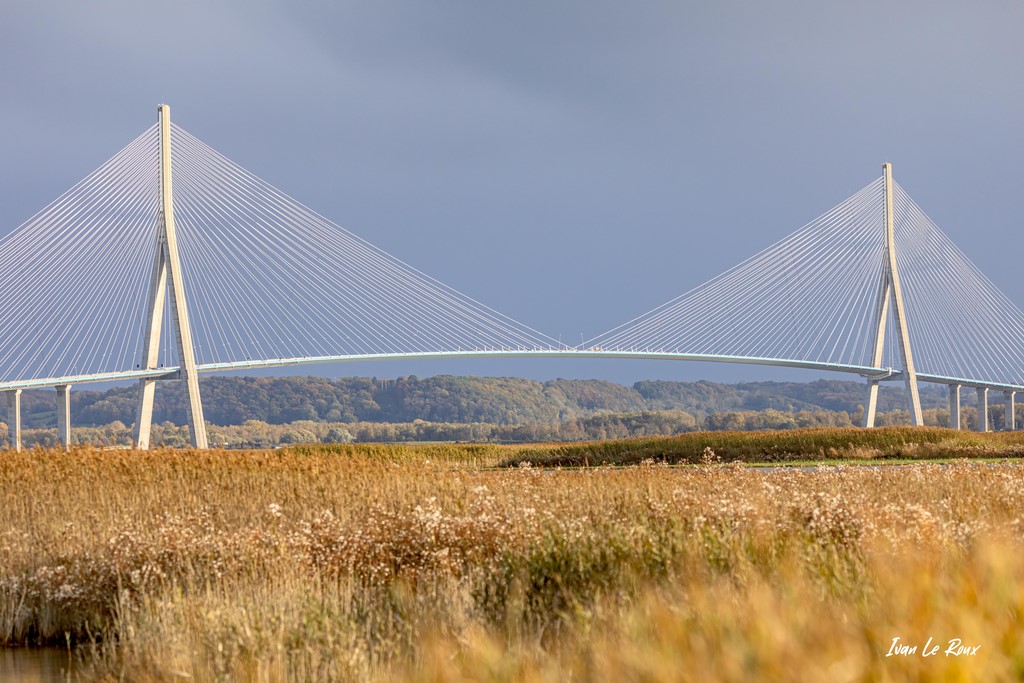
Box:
[508, 426, 1024, 467]
[1, 440, 1023, 680]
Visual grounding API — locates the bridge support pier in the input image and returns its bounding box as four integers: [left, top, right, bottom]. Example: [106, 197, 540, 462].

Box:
[863, 380, 881, 428]
[6, 389, 22, 452]
[977, 387, 989, 432]
[1005, 391, 1016, 431]
[134, 379, 158, 450]
[949, 384, 961, 430]
[56, 385, 70, 450]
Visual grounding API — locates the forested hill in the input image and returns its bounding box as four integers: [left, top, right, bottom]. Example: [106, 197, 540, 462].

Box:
[11, 375, 949, 428]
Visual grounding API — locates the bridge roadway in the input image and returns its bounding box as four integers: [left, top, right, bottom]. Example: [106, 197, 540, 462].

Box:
[3, 349, 1024, 392]
[0, 349, 902, 392]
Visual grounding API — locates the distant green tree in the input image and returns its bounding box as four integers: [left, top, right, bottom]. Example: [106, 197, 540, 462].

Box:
[324, 427, 354, 443]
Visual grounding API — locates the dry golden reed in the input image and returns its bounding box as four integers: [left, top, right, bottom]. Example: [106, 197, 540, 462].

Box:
[1, 439, 1023, 681]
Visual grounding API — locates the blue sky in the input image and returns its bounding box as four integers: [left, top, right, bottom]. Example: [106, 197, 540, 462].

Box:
[2, 1, 1022, 386]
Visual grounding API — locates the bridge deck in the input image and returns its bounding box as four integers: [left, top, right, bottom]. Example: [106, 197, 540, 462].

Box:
[2, 350, 1020, 393]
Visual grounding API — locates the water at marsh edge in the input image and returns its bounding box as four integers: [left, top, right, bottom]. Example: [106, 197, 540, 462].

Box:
[0, 648, 75, 682]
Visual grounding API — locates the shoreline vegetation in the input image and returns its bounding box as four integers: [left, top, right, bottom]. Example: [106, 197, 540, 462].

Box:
[2, 374, 1011, 449]
[3, 405, 1011, 451]
[2, 429, 1024, 680]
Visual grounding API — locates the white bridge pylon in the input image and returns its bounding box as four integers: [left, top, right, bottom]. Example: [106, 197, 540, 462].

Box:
[2, 106, 1024, 450]
[134, 105, 207, 449]
[863, 163, 920, 428]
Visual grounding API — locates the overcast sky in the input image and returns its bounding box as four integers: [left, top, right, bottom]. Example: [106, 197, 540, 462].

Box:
[2, 0, 1022, 386]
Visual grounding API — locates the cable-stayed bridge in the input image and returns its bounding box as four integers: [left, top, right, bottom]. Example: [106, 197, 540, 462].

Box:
[2, 105, 1023, 450]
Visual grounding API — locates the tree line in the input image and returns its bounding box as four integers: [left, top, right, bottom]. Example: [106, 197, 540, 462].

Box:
[2, 374, 1008, 448]
[6, 375, 954, 429]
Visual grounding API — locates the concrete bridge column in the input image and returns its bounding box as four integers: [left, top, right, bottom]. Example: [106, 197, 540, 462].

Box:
[948, 384, 961, 430]
[56, 385, 70, 450]
[1005, 391, 1016, 431]
[6, 389, 22, 452]
[863, 380, 881, 428]
[977, 387, 989, 432]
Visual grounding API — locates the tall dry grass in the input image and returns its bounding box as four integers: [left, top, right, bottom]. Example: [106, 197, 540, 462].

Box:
[511, 425, 1024, 466]
[1, 443, 1023, 681]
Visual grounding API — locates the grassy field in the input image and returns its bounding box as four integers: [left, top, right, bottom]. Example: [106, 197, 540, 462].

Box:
[2, 430, 1024, 681]
[502, 425, 1024, 466]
